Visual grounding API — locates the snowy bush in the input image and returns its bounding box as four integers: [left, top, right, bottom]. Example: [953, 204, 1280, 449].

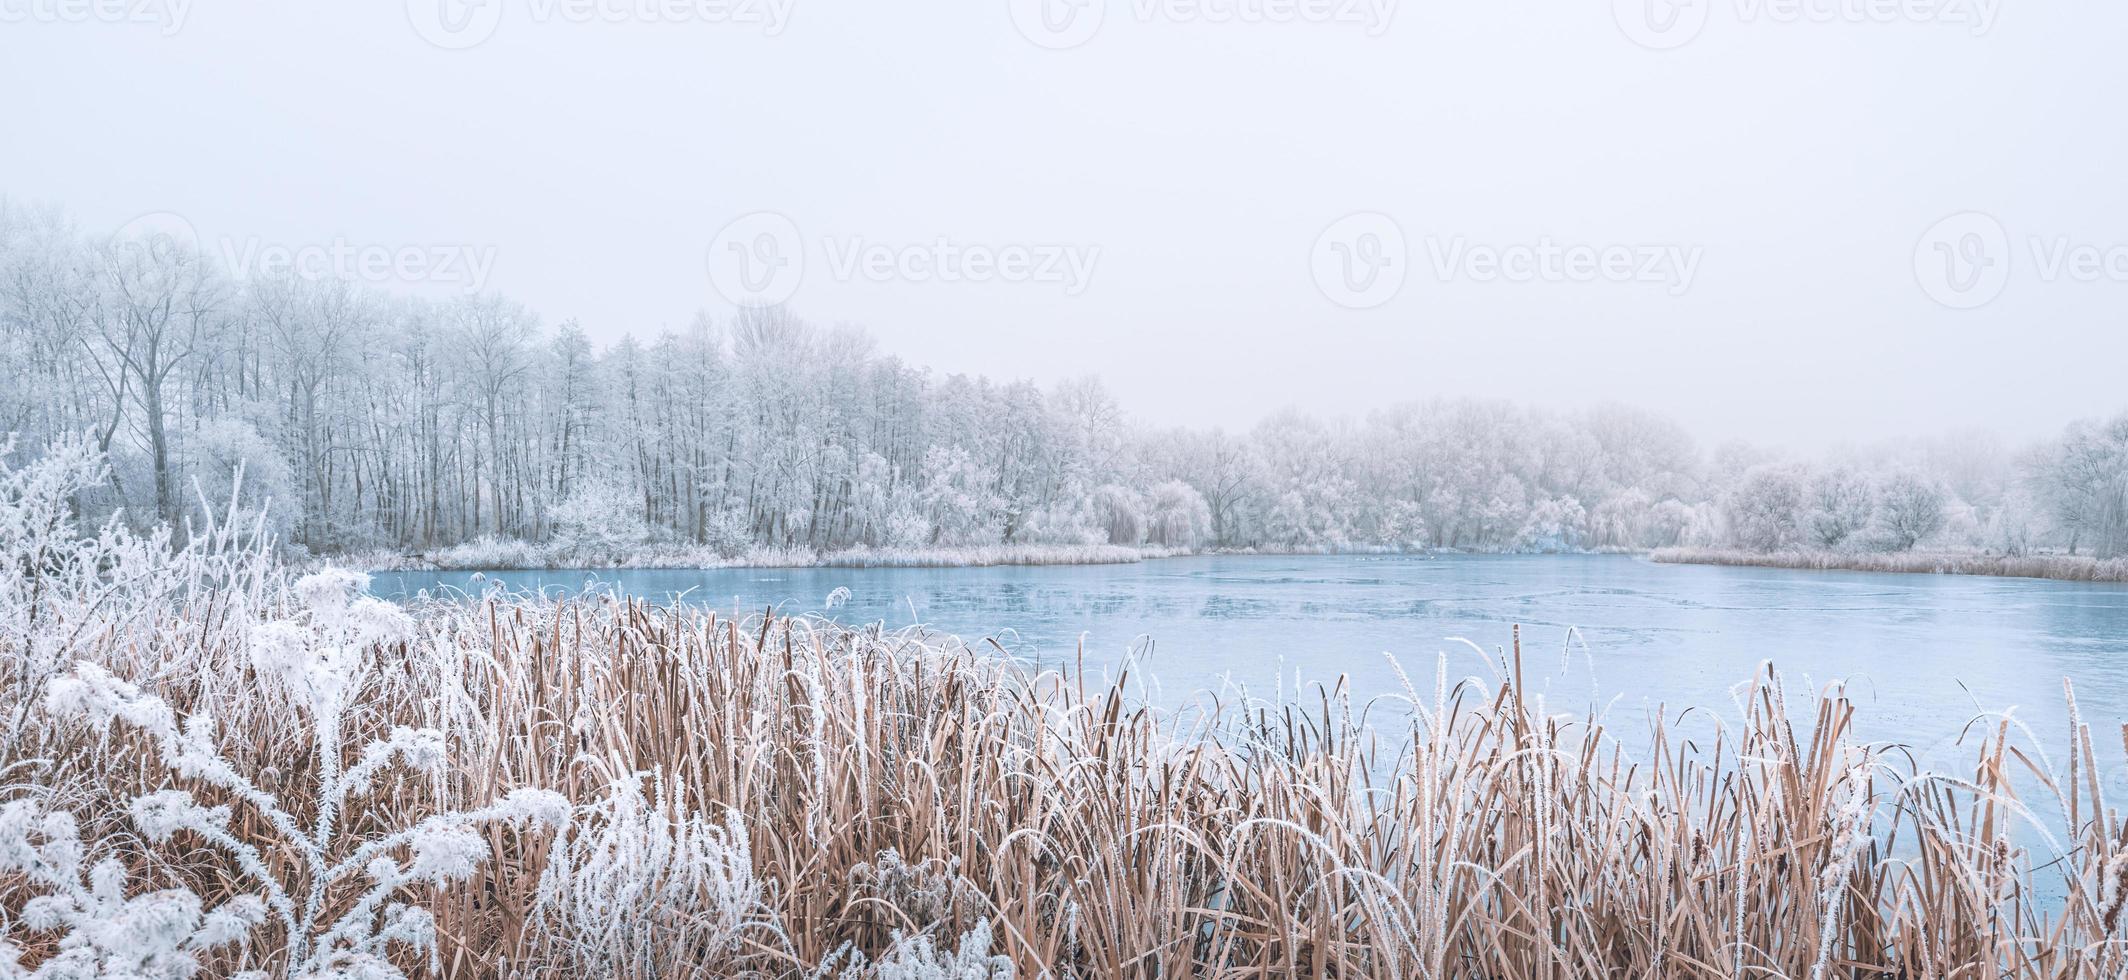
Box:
[24, 567, 568, 980]
[839, 922, 1012, 980]
[0, 799, 267, 980]
[535, 772, 765, 974]
[547, 478, 652, 560]
[0, 434, 277, 748]
[881, 508, 933, 550]
[181, 418, 296, 546]
[704, 507, 755, 558]
[848, 850, 979, 934]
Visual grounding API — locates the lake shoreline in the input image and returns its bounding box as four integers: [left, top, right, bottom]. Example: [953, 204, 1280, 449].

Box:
[1650, 546, 2128, 584]
[338, 541, 1579, 572]
[348, 541, 1188, 572]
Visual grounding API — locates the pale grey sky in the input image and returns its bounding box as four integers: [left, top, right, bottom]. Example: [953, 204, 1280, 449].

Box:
[3, 0, 2122, 448]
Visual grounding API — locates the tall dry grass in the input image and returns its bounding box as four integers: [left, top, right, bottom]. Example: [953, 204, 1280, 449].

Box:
[4, 438, 2125, 978]
[1652, 546, 2128, 583]
[9, 579, 2128, 977]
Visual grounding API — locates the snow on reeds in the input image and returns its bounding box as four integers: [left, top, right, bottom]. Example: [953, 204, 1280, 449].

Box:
[1652, 546, 2128, 583]
[6, 441, 2128, 978]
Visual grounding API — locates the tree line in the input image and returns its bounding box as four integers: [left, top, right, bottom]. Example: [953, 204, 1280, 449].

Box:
[3, 201, 2124, 560]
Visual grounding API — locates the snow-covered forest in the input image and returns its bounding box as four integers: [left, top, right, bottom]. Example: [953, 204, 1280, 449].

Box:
[4, 202, 2125, 562]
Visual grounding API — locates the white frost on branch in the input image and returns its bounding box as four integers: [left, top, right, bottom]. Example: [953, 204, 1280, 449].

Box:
[536, 772, 766, 973]
[0, 798, 267, 980]
[24, 567, 567, 979]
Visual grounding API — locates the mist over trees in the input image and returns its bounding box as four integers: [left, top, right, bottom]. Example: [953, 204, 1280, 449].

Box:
[4, 202, 2125, 561]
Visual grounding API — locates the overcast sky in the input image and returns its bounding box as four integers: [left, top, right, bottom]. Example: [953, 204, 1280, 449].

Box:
[3, 0, 2122, 449]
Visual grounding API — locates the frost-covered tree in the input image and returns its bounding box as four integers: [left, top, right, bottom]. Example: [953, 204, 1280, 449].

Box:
[1986, 487, 2042, 556]
[1725, 466, 1806, 552]
[1143, 480, 1211, 548]
[2030, 414, 2128, 558]
[1803, 467, 1875, 550]
[0, 200, 2098, 560]
[1516, 497, 1588, 553]
[1868, 472, 1946, 552]
[1089, 484, 1146, 546]
[918, 446, 1004, 547]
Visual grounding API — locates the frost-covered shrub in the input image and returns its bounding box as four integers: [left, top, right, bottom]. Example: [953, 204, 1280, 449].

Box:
[0, 799, 266, 980]
[27, 567, 568, 980]
[0, 435, 110, 706]
[838, 922, 1012, 980]
[547, 478, 652, 560]
[881, 508, 932, 550]
[1011, 497, 1099, 547]
[877, 924, 1013, 980]
[536, 773, 764, 974]
[704, 507, 755, 558]
[0, 435, 276, 746]
[849, 850, 978, 933]
[182, 418, 296, 546]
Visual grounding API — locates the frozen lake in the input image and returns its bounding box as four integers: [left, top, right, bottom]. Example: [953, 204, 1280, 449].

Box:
[374, 554, 2128, 753]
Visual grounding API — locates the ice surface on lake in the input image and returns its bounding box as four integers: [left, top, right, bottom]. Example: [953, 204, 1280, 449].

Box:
[376, 554, 2128, 753]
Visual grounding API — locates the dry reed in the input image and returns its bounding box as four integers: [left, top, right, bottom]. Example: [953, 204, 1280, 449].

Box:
[7, 573, 2128, 978]
[1652, 547, 2128, 583]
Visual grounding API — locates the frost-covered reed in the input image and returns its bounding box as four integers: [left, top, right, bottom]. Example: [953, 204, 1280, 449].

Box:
[1652, 545, 2128, 582]
[6, 441, 2128, 978]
